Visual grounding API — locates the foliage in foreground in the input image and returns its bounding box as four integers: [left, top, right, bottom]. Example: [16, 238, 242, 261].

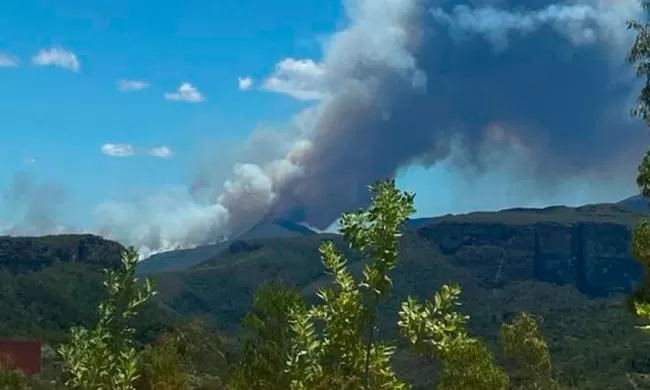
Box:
[285, 180, 414, 389]
[627, 0, 650, 334]
[229, 281, 305, 389]
[57, 247, 156, 390]
[500, 313, 560, 390]
[137, 317, 228, 390]
[6, 5, 650, 386]
[398, 284, 508, 390]
[266, 180, 559, 389]
[0, 180, 564, 390]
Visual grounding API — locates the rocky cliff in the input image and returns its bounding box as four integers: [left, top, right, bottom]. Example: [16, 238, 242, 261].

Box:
[0, 234, 124, 275]
[417, 204, 647, 296]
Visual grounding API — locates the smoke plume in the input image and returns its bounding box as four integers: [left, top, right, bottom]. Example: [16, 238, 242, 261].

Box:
[268, 0, 646, 227]
[87, 0, 650, 255]
[0, 171, 69, 236]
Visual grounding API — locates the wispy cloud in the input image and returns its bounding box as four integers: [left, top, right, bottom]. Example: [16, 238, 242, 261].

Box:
[148, 146, 174, 158]
[238, 76, 254, 91]
[262, 58, 327, 100]
[164, 83, 205, 103]
[118, 79, 150, 92]
[32, 47, 80, 72]
[101, 143, 135, 157]
[0, 53, 19, 67]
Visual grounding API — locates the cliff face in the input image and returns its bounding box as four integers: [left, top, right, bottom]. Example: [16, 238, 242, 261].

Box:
[417, 205, 646, 296]
[0, 234, 124, 275]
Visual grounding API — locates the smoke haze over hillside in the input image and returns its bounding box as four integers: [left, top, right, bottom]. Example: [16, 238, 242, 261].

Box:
[0, 171, 69, 236]
[1, 0, 647, 257]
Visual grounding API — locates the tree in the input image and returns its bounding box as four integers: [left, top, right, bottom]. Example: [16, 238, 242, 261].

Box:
[628, 162, 650, 330]
[57, 247, 156, 390]
[500, 312, 560, 390]
[286, 179, 413, 389]
[627, 0, 650, 127]
[0, 352, 30, 390]
[230, 281, 305, 390]
[398, 284, 509, 390]
[136, 316, 227, 390]
[136, 333, 190, 390]
[174, 317, 228, 389]
[626, 0, 650, 330]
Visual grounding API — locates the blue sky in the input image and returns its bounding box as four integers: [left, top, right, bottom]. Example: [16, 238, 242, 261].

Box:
[0, 0, 343, 227]
[0, 0, 640, 241]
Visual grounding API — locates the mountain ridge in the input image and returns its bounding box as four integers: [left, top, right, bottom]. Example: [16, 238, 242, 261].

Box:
[2, 201, 650, 388]
[136, 218, 317, 274]
[618, 194, 650, 211]
[137, 201, 647, 274]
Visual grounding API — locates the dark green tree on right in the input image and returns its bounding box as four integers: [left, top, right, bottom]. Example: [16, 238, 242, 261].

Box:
[626, 0, 650, 329]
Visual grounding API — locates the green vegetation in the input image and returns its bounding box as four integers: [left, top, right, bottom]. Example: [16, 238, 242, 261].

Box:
[1, 180, 569, 389]
[3, 188, 650, 389]
[229, 281, 304, 389]
[398, 284, 508, 390]
[282, 180, 414, 389]
[0, 235, 175, 345]
[500, 313, 559, 390]
[5, 4, 650, 389]
[628, 0, 650, 339]
[137, 317, 229, 389]
[58, 247, 156, 389]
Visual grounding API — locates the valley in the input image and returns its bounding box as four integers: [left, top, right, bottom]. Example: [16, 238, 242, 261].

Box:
[3, 200, 650, 388]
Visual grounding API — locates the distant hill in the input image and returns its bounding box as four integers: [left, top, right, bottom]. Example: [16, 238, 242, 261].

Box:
[0, 233, 123, 274]
[405, 217, 436, 229]
[136, 242, 230, 275]
[5, 203, 650, 388]
[239, 217, 317, 240]
[136, 218, 317, 274]
[150, 202, 650, 389]
[157, 203, 648, 325]
[0, 234, 175, 344]
[419, 203, 645, 295]
[619, 194, 650, 211]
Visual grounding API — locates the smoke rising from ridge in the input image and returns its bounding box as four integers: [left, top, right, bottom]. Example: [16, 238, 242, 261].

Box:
[0, 171, 69, 236]
[108, 0, 646, 255]
[8, 0, 646, 257]
[267, 0, 646, 228]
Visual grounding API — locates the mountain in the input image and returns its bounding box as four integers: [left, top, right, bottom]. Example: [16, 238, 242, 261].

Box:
[149, 202, 650, 389]
[238, 217, 317, 240]
[136, 218, 317, 274]
[0, 234, 123, 274]
[4, 203, 650, 388]
[619, 194, 650, 211]
[136, 242, 230, 274]
[0, 234, 176, 344]
[420, 203, 646, 296]
[155, 203, 647, 324]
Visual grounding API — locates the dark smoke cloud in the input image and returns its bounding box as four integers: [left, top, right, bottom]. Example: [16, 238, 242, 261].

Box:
[97, 0, 648, 256]
[269, 0, 647, 228]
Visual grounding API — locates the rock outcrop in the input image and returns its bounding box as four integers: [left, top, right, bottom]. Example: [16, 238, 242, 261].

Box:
[0, 234, 124, 275]
[417, 204, 647, 296]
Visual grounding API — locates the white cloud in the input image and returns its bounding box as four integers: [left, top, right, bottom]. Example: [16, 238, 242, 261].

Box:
[0, 53, 18, 67]
[32, 47, 80, 72]
[238, 76, 254, 91]
[118, 79, 150, 92]
[262, 58, 328, 100]
[101, 143, 135, 157]
[148, 146, 174, 158]
[164, 82, 205, 103]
